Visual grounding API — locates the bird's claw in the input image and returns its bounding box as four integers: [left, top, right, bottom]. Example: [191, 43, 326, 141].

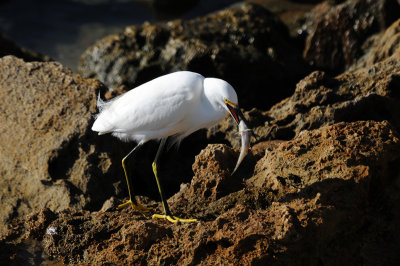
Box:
[152, 214, 197, 223]
[116, 199, 153, 216]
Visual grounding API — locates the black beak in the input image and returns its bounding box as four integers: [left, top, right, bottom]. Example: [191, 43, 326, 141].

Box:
[227, 105, 249, 125]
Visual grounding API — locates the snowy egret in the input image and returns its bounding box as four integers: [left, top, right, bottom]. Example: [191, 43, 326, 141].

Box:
[92, 71, 251, 223]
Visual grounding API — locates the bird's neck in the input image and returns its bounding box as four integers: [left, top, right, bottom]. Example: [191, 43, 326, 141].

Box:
[201, 83, 226, 125]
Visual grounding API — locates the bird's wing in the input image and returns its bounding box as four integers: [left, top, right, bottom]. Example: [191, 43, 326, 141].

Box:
[96, 78, 201, 136]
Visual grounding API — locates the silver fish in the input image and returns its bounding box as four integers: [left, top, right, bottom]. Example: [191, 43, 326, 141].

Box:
[232, 120, 252, 174]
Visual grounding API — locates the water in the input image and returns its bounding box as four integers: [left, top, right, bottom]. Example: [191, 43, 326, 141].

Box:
[0, 0, 238, 71]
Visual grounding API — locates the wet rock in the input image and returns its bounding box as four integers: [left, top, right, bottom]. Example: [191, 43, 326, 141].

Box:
[78, 3, 308, 109]
[302, 0, 400, 72]
[2, 120, 400, 265]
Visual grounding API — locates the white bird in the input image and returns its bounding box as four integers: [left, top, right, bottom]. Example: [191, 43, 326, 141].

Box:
[92, 71, 250, 223]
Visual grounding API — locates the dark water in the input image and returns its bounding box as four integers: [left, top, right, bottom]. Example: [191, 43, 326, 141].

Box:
[0, 0, 238, 70]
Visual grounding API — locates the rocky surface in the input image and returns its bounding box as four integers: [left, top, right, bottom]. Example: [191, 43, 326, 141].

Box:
[78, 3, 309, 109]
[302, 0, 400, 72]
[0, 56, 211, 237]
[352, 17, 400, 69]
[0, 56, 105, 235]
[2, 121, 399, 264]
[212, 18, 400, 148]
[2, 1, 400, 265]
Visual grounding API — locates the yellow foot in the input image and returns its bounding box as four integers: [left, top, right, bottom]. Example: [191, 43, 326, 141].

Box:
[152, 213, 197, 223]
[116, 200, 153, 215]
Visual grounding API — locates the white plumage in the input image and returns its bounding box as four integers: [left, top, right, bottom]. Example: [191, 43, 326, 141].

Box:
[92, 71, 237, 144]
[92, 71, 248, 223]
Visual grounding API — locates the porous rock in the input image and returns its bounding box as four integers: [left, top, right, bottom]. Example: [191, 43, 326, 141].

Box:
[0, 56, 110, 235]
[3, 120, 398, 265]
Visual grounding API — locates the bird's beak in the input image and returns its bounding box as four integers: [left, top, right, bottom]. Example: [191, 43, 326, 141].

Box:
[226, 101, 257, 139]
[226, 103, 241, 125]
[226, 101, 251, 127]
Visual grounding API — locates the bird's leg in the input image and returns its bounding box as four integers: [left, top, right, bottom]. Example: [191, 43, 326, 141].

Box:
[151, 139, 197, 223]
[116, 143, 152, 215]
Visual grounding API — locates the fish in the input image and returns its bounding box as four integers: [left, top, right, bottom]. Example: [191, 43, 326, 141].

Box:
[232, 120, 253, 174]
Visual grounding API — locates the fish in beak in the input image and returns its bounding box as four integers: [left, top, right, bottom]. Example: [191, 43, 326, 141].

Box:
[232, 120, 253, 174]
[225, 100, 254, 174]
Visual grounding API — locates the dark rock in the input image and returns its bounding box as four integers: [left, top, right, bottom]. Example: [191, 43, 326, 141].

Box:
[302, 0, 400, 72]
[78, 3, 309, 109]
[212, 18, 400, 145]
[0, 33, 51, 62]
[250, 0, 318, 41]
[352, 18, 400, 69]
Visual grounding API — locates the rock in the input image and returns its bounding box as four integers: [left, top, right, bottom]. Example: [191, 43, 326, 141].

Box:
[0, 33, 51, 62]
[212, 18, 400, 145]
[249, 120, 400, 265]
[0, 55, 234, 237]
[302, 0, 400, 72]
[252, 120, 400, 193]
[250, 0, 318, 41]
[167, 141, 277, 220]
[0, 56, 110, 235]
[2, 120, 400, 264]
[352, 18, 400, 69]
[78, 3, 309, 109]
[167, 144, 238, 219]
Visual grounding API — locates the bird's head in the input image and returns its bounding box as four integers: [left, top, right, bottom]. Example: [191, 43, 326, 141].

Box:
[219, 86, 248, 127]
[205, 77, 246, 126]
[205, 77, 255, 174]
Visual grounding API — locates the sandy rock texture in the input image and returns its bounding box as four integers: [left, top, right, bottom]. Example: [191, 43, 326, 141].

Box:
[78, 3, 308, 109]
[2, 120, 399, 265]
[0, 56, 109, 235]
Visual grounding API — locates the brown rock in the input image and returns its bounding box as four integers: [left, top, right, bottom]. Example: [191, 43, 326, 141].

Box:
[252, 120, 400, 192]
[0, 56, 109, 235]
[3, 120, 400, 265]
